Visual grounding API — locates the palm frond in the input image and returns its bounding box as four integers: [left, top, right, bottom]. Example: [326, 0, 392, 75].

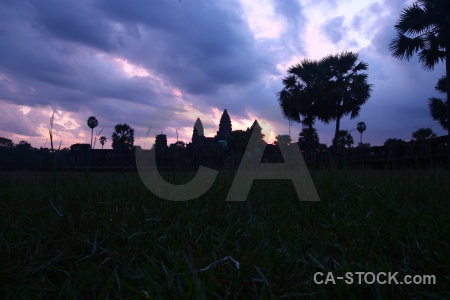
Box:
[417, 32, 446, 69]
[390, 0, 449, 72]
[352, 61, 368, 72]
[389, 33, 425, 60]
[435, 75, 447, 93]
[428, 97, 448, 130]
[395, 3, 431, 35]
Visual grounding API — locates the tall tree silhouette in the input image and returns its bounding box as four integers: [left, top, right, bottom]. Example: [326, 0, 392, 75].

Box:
[319, 52, 372, 149]
[428, 75, 448, 130]
[335, 130, 354, 150]
[389, 0, 450, 162]
[278, 59, 325, 161]
[99, 136, 107, 149]
[298, 127, 319, 149]
[278, 52, 371, 154]
[112, 124, 135, 153]
[87, 116, 98, 149]
[278, 59, 324, 131]
[356, 122, 367, 144]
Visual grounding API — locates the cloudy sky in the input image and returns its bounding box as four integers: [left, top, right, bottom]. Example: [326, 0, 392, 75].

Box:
[0, 0, 446, 149]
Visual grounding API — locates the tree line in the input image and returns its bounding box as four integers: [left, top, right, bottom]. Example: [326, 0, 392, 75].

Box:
[0, 120, 445, 171]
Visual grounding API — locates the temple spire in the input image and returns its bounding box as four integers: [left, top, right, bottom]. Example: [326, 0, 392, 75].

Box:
[192, 117, 204, 144]
[217, 109, 232, 140]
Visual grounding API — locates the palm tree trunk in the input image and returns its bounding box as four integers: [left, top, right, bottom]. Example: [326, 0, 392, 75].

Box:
[308, 123, 313, 163]
[446, 44, 450, 168]
[91, 128, 94, 149]
[360, 132, 362, 145]
[334, 116, 341, 148]
[332, 115, 341, 163]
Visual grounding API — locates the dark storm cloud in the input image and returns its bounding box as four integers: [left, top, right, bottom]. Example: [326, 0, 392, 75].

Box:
[0, 1, 120, 109]
[0, 0, 272, 125]
[30, 0, 115, 51]
[96, 0, 266, 93]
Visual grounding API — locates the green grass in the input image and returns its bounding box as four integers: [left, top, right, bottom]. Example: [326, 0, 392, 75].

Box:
[0, 168, 449, 299]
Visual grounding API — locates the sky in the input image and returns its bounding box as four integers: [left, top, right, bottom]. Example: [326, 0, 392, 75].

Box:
[0, 0, 447, 149]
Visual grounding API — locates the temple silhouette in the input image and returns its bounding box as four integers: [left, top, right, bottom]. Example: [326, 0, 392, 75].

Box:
[151, 109, 269, 170]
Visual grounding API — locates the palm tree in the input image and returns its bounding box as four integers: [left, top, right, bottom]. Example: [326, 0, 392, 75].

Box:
[428, 75, 448, 130]
[278, 59, 323, 130]
[319, 52, 372, 149]
[389, 0, 450, 162]
[298, 127, 320, 149]
[112, 123, 135, 153]
[278, 59, 325, 161]
[87, 116, 98, 149]
[278, 52, 371, 158]
[99, 136, 107, 149]
[334, 130, 354, 150]
[356, 122, 367, 145]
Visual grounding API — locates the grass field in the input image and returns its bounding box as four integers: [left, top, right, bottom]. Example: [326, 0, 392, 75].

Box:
[0, 168, 449, 299]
